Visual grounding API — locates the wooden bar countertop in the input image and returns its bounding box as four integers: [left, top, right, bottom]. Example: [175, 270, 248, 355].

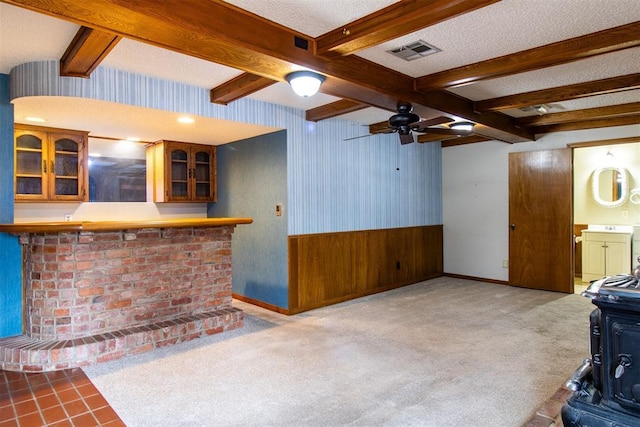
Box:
[0, 218, 253, 234]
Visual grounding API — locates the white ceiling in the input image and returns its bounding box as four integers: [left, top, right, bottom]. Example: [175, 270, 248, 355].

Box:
[1, 0, 639, 145]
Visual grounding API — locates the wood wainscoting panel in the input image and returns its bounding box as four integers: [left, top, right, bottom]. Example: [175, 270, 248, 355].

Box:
[288, 225, 443, 313]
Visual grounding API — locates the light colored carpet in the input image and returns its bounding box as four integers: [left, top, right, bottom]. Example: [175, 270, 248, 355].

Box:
[83, 277, 594, 426]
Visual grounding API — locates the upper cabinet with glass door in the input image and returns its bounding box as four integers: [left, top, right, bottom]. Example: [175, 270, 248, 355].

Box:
[146, 140, 216, 202]
[14, 124, 88, 202]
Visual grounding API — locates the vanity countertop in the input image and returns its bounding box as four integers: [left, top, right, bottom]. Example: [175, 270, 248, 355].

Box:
[0, 217, 253, 233]
[583, 225, 634, 234]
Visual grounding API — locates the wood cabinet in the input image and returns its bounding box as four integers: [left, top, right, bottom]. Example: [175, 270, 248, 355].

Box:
[581, 231, 632, 282]
[146, 140, 216, 202]
[14, 124, 88, 202]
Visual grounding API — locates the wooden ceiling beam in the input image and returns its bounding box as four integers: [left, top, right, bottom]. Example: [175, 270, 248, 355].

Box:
[516, 102, 640, 127]
[442, 135, 491, 147]
[305, 99, 368, 122]
[60, 26, 121, 77]
[315, 0, 499, 57]
[415, 21, 640, 91]
[475, 73, 640, 112]
[4, 0, 532, 142]
[210, 73, 276, 105]
[533, 114, 640, 135]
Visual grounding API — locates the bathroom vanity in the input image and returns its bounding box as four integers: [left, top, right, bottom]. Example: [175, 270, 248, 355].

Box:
[582, 226, 633, 283]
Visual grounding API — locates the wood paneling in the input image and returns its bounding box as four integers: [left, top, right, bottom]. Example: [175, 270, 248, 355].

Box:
[288, 225, 443, 313]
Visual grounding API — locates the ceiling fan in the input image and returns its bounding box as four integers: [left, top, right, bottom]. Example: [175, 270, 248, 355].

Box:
[347, 103, 474, 144]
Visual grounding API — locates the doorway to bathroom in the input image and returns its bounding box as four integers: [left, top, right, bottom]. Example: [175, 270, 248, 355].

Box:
[572, 140, 640, 292]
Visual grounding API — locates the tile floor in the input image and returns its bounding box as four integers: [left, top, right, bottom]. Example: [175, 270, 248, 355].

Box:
[0, 368, 124, 427]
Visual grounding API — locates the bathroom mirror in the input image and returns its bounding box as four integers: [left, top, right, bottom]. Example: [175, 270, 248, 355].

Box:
[591, 167, 629, 208]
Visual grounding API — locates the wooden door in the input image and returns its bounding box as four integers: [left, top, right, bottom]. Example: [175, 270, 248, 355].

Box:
[509, 148, 573, 293]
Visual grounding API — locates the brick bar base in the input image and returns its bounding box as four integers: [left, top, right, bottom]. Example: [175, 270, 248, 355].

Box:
[0, 307, 243, 372]
[0, 222, 249, 372]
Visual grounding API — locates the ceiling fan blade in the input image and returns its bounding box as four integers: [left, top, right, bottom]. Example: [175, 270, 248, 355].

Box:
[412, 116, 454, 128]
[343, 133, 376, 141]
[369, 121, 395, 134]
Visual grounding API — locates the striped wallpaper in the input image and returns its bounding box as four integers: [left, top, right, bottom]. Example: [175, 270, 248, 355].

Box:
[10, 61, 442, 235]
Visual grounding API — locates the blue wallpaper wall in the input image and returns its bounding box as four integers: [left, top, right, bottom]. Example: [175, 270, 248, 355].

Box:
[0, 73, 22, 337]
[11, 61, 443, 235]
[208, 131, 288, 308]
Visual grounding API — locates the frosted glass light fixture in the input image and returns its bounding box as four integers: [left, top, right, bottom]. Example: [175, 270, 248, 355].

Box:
[450, 121, 475, 132]
[285, 71, 325, 97]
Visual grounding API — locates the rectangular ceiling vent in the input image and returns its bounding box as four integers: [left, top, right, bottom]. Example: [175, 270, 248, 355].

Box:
[387, 40, 441, 61]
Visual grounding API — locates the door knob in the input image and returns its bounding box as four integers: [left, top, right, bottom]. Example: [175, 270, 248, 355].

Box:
[510, 224, 516, 230]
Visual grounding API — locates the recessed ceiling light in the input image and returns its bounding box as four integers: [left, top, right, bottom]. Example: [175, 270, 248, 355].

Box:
[177, 116, 195, 124]
[25, 116, 46, 123]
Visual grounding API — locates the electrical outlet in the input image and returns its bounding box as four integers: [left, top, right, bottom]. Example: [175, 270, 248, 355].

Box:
[622, 209, 629, 219]
[502, 259, 509, 269]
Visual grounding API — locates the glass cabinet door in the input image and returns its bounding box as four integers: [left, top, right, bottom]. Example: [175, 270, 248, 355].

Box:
[168, 147, 189, 200]
[193, 148, 215, 201]
[15, 130, 48, 199]
[51, 134, 83, 199]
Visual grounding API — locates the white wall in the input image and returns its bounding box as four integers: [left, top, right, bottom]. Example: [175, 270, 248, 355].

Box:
[443, 124, 640, 282]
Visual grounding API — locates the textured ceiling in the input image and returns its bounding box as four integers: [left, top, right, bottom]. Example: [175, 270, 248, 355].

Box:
[1, 0, 639, 145]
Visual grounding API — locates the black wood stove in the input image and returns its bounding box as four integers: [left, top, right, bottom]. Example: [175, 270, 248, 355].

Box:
[562, 265, 640, 426]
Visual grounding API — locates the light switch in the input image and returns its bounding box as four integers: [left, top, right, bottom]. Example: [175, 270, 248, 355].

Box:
[276, 204, 283, 217]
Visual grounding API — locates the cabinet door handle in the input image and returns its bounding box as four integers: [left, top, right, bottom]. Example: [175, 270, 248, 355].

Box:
[43, 160, 47, 173]
[51, 160, 55, 174]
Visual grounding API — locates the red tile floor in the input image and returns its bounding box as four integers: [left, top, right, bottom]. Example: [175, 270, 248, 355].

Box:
[0, 368, 124, 427]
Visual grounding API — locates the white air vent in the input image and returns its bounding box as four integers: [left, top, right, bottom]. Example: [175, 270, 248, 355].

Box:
[387, 40, 441, 61]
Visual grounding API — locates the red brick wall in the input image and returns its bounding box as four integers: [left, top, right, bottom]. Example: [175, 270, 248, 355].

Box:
[21, 226, 235, 341]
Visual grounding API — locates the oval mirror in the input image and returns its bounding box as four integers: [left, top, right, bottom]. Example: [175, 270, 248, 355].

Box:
[591, 167, 629, 208]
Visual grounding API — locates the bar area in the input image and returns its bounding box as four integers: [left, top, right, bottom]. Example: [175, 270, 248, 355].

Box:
[0, 218, 252, 372]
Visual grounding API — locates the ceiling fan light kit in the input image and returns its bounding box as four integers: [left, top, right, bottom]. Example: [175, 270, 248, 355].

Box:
[450, 121, 475, 132]
[285, 71, 325, 97]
